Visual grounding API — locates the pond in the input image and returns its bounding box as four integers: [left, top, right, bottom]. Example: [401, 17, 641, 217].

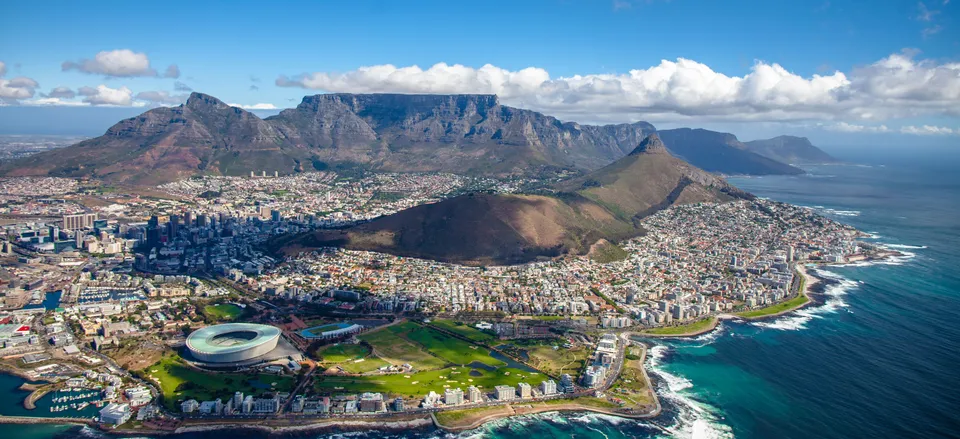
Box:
[489, 349, 538, 373]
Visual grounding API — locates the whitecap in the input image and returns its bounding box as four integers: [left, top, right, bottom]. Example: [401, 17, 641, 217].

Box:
[879, 243, 927, 250]
[645, 346, 734, 439]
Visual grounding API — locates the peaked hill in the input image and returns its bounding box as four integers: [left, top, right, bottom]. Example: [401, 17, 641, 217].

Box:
[0, 93, 310, 185]
[744, 135, 837, 164]
[273, 134, 750, 266]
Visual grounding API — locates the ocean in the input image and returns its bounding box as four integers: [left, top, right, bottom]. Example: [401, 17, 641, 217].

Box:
[5, 148, 960, 439]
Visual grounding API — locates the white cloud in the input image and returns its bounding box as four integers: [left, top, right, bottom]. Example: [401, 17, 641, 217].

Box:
[228, 103, 277, 110]
[0, 75, 40, 103]
[0, 61, 6, 77]
[825, 122, 890, 133]
[78, 84, 135, 106]
[900, 125, 957, 135]
[135, 91, 188, 105]
[276, 51, 960, 125]
[62, 49, 179, 78]
[23, 97, 89, 106]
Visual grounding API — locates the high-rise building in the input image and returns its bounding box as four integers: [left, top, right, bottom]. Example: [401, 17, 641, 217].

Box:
[468, 386, 483, 403]
[169, 214, 180, 238]
[444, 388, 464, 406]
[63, 213, 98, 230]
[559, 374, 575, 393]
[517, 382, 532, 399]
[233, 391, 244, 410]
[495, 385, 515, 401]
[540, 380, 557, 396]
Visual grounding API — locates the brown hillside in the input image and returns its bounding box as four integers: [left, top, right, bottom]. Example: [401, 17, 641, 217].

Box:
[275, 134, 750, 266]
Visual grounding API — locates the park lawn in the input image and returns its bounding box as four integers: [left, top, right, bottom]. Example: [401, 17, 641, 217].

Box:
[360, 324, 447, 371]
[735, 294, 810, 319]
[523, 343, 590, 379]
[318, 344, 371, 363]
[203, 303, 243, 321]
[403, 324, 504, 368]
[428, 319, 496, 342]
[314, 365, 538, 399]
[642, 316, 716, 335]
[146, 354, 295, 411]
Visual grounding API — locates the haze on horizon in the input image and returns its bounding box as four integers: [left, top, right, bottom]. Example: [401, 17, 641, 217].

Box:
[1, 0, 958, 149]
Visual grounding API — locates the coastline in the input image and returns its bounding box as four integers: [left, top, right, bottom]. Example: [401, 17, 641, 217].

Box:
[639, 316, 719, 338]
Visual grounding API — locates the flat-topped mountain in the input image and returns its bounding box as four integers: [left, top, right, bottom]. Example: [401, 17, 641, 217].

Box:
[0, 92, 810, 185]
[1, 92, 655, 185]
[657, 128, 804, 175]
[744, 135, 837, 164]
[272, 133, 750, 266]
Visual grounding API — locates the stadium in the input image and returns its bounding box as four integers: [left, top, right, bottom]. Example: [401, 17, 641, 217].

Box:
[186, 323, 282, 364]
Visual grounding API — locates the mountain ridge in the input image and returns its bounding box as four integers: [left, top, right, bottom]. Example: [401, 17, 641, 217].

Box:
[1, 92, 803, 185]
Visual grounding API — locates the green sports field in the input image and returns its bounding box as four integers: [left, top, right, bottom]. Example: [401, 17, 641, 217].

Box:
[202, 303, 243, 321]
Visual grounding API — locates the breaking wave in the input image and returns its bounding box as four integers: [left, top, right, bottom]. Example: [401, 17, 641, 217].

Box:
[645, 345, 734, 439]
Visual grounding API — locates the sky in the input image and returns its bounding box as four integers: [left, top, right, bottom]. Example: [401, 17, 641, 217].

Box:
[1, 0, 958, 147]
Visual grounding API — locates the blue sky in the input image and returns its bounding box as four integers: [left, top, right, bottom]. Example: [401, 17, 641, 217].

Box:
[1, 0, 958, 146]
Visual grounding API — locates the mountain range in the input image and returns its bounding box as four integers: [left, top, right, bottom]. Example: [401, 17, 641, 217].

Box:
[270, 134, 751, 266]
[0, 92, 825, 185]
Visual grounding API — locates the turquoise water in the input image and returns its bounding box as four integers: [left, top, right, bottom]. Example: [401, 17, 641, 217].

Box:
[4, 148, 959, 438]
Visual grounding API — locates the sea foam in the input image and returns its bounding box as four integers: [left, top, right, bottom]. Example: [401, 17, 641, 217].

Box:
[752, 269, 857, 331]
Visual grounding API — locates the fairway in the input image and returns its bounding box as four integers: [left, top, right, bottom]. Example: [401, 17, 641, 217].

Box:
[360, 324, 447, 371]
[428, 319, 495, 342]
[314, 365, 538, 398]
[404, 323, 504, 368]
[318, 343, 370, 363]
[146, 354, 295, 411]
[203, 303, 243, 321]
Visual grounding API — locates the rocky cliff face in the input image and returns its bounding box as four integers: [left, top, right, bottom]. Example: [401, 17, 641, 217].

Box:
[268, 93, 655, 175]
